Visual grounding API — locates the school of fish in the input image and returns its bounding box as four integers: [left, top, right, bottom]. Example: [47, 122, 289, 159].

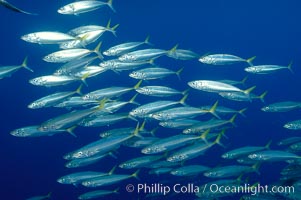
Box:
[2, 0, 300, 200]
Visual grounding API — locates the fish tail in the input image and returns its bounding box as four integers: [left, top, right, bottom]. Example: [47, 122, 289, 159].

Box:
[113, 187, 120, 194]
[251, 162, 261, 175]
[134, 79, 143, 89]
[80, 73, 90, 86]
[220, 129, 228, 139]
[148, 59, 155, 66]
[111, 24, 120, 36]
[131, 169, 141, 180]
[257, 91, 268, 103]
[106, 19, 119, 37]
[108, 152, 118, 159]
[182, 88, 190, 96]
[93, 41, 103, 59]
[21, 56, 34, 72]
[214, 131, 226, 148]
[199, 129, 210, 143]
[46, 192, 52, 199]
[139, 120, 146, 132]
[244, 85, 256, 95]
[287, 60, 294, 74]
[238, 108, 247, 117]
[97, 98, 109, 110]
[236, 174, 244, 183]
[175, 67, 184, 80]
[129, 93, 140, 105]
[240, 75, 248, 86]
[131, 122, 143, 138]
[265, 140, 272, 149]
[66, 126, 77, 137]
[208, 100, 220, 119]
[150, 127, 158, 137]
[246, 56, 256, 66]
[144, 35, 153, 46]
[179, 93, 188, 105]
[228, 114, 237, 126]
[108, 165, 117, 175]
[107, 0, 116, 12]
[167, 44, 179, 57]
[75, 84, 83, 95]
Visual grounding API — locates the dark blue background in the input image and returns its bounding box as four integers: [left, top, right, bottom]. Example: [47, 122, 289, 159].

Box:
[1, 0, 300, 199]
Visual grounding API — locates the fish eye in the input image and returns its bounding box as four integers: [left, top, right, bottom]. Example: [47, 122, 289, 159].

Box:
[84, 181, 91, 186]
[248, 154, 257, 159]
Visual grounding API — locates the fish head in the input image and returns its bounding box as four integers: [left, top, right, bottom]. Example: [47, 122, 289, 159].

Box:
[21, 33, 39, 43]
[82, 180, 93, 187]
[261, 106, 270, 112]
[149, 112, 163, 120]
[99, 60, 115, 69]
[10, 128, 26, 137]
[136, 87, 151, 95]
[119, 162, 131, 169]
[129, 109, 143, 117]
[129, 71, 144, 79]
[283, 123, 293, 129]
[188, 80, 203, 89]
[65, 161, 78, 168]
[43, 55, 57, 62]
[199, 56, 213, 64]
[221, 153, 230, 159]
[119, 54, 136, 62]
[141, 147, 152, 154]
[60, 40, 81, 49]
[57, 177, 68, 184]
[53, 69, 65, 76]
[159, 121, 169, 127]
[248, 153, 262, 160]
[72, 151, 86, 159]
[170, 170, 181, 176]
[80, 120, 94, 127]
[244, 67, 257, 73]
[58, 4, 74, 15]
[182, 128, 192, 134]
[28, 101, 45, 109]
[103, 49, 116, 56]
[167, 154, 187, 162]
[29, 77, 44, 86]
[63, 153, 73, 160]
[203, 171, 218, 178]
[82, 94, 95, 101]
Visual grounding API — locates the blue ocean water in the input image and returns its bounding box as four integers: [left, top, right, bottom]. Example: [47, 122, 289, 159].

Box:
[1, 0, 301, 199]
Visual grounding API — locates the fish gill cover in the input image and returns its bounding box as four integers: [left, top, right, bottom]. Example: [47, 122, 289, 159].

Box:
[1, 0, 301, 200]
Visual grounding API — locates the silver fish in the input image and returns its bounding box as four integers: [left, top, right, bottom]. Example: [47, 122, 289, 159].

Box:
[21, 31, 75, 44]
[261, 101, 301, 112]
[78, 188, 118, 200]
[129, 67, 183, 80]
[0, 0, 37, 15]
[103, 36, 151, 56]
[284, 119, 301, 130]
[0, 57, 33, 79]
[43, 42, 102, 63]
[199, 54, 256, 66]
[245, 62, 293, 74]
[58, 0, 115, 15]
[136, 86, 187, 97]
[28, 85, 82, 109]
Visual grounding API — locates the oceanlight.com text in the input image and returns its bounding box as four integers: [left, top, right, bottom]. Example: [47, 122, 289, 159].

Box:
[125, 183, 295, 196]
